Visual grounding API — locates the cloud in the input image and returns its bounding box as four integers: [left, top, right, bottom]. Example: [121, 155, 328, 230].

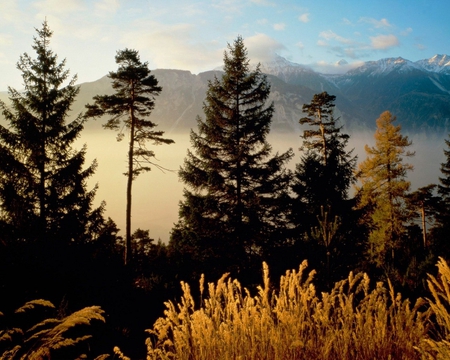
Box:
[401, 27, 413, 36]
[257, 18, 268, 25]
[120, 22, 224, 74]
[95, 0, 120, 14]
[0, 34, 13, 45]
[299, 13, 310, 23]
[273, 23, 285, 31]
[319, 30, 353, 44]
[310, 60, 365, 74]
[359, 17, 392, 29]
[370, 34, 399, 50]
[250, 0, 276, 6]
[33, 0, 85, 14]
[296, 41, 304, 50]
[244, 33, 286, 63]
[212, 0, 245, 14]
[342, 18, 352, 26]
[416, 43, 426, 50]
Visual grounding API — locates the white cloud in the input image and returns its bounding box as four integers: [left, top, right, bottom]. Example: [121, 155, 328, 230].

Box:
[273, 23, 285, 31]
[319, 30, 353, 44]
[342, 18, 352, 26]
[250, 0, 276, 6]
[244, 33, 286, 63]
[299, 13, 310, 23]
[33, 0, 85, 14]
[296, 41, 304, 50]
[370, 34, 399, 50]
[95, 0, 120, 14]
[212, 0, 245, 14]
[120, 22, 223, 74]
[359, 17, 392, 29]
[401, 27, 413, 36]
[416, 43, 426, 50]
[0, 34, 13, 45]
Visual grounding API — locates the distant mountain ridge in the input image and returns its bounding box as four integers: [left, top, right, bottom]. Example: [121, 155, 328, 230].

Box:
[2, 54, 450, 134]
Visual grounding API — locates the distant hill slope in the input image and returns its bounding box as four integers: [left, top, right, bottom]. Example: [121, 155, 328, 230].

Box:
[2, 54, 450, 134]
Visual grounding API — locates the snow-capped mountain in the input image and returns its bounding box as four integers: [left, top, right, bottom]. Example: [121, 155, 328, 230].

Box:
[416, 54, 450, 75]
[257, 55, 314, 82]
[345, 57, 422, 76]
[4, 54, 449, 134]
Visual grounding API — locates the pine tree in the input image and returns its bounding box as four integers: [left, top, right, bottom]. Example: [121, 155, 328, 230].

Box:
[292, 92, 358, 282]
[85, 48, 174, 265]
[294, 92, 356, 215]
[170, 37, 293, 280]
[356, 111, 414, 268]
[0, 21, 103, 243]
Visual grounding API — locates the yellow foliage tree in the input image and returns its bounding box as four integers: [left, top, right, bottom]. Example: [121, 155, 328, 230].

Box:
[356, 111, 414, 269]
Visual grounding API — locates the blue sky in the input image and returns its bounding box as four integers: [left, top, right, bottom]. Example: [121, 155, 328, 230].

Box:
[1, 0, 449, 91]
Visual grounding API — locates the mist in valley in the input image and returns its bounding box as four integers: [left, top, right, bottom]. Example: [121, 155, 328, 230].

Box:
[78, 123, 449, 244]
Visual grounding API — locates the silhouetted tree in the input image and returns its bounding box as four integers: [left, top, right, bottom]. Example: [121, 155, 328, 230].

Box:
[0, 20, 103, 244]
[86, 49, 174, 265]
[170, 36, 293, 282]
[291, 92, 359, 283]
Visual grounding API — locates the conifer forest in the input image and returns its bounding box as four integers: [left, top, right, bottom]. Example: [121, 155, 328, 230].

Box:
[3, 22, 450, 359]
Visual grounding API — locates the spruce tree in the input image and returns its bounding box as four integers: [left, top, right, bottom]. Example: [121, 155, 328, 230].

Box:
[85, 49, 174, 265]
[356, 111, 414, 269]
[292, 92, 358, 282]
[0, 21, 103, 243]
[294, 92, 356, 214]
[170, 37, 293, 280]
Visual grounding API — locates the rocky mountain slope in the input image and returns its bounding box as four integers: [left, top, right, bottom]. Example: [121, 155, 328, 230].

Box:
[2, 54, 450, 134]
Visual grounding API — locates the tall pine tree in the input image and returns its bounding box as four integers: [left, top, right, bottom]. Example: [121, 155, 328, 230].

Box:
[170, 37, 293, 280]
[86, 49, 174, 265]
[0, 21, 103, 244]
[356, 111, 414, 269]
[291, 92, 358, 283]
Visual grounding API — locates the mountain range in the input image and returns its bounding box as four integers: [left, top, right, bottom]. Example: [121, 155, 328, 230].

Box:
[2, 54, 450, 134]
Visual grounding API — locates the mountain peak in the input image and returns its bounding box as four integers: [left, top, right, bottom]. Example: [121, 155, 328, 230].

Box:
[348, 57, 420, 76]
[257, 54, 314, 80]
[416, 54, 450, 74]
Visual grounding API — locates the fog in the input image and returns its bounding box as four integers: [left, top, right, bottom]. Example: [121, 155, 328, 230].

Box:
[78, 127, 448, 244]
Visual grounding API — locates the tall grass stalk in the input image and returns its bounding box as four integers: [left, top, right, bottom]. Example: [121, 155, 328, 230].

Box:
[146, 260, 429, 360]
[417, 257, 450, 359]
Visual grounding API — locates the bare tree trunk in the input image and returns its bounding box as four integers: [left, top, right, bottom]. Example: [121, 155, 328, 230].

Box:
[421, 204, 427, 247]
[125, 87, 135, 266]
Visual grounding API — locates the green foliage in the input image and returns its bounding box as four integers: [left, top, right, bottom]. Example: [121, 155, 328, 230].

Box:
[86, 48, 174, 265]
[0, 20, 104, 243]
[170, 36, 293, 281]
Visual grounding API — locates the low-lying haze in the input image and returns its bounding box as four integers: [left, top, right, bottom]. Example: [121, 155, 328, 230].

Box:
[78, 126, 448, 243]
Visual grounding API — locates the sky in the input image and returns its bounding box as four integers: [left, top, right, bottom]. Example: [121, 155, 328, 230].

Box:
[1, 0, 450, 91]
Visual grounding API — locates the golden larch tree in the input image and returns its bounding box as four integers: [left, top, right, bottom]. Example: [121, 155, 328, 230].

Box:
[356, 111, 414, 268]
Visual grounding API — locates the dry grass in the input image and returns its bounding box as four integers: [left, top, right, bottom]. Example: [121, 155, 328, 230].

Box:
[416, 257, 450, 359]
[146, 260, 431, 360]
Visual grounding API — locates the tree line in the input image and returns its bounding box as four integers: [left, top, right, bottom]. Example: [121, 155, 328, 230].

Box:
[1, 22, 450, 358]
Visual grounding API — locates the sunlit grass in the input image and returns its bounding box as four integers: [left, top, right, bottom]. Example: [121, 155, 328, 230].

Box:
[146, 260, 440, 360]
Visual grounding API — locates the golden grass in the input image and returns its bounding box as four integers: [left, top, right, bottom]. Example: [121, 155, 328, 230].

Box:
[146, 260, 432, 360]
[416, 257, 450, 359]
